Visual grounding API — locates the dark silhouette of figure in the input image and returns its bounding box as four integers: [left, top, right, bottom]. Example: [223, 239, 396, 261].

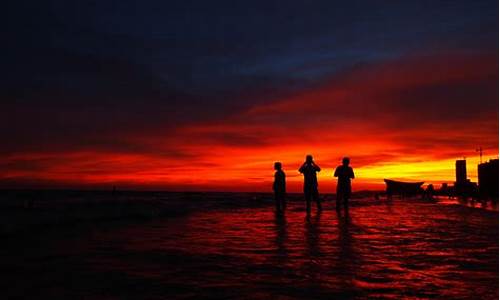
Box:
[334, 157, 355, 212]
[423, 184, 434, 200]
[299, 155, 322, 214]
[273, 162, 286, 213]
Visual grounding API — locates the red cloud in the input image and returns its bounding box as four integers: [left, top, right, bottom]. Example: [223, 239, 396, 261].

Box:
[1, 52, 498, 191]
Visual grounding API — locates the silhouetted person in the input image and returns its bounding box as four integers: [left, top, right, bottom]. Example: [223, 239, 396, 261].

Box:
[273, 162, 286, 213]
[334, 157, 355, 211]
[299, 155, 322, 214]
[424, 184, 434, 200]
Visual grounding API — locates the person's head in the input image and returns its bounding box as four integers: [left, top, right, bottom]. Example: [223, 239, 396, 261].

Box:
[274, 162, 282, 170]
[342, 157, 350, 166]
[305, 155, 313, 164]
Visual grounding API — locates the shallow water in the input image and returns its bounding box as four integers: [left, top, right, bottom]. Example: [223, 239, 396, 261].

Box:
[1, 197, 498, 299]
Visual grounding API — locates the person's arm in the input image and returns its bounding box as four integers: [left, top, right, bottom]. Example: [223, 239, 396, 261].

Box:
[299, 164, 305, 173]
[278, 172, 285, 183]
[334, 166, 339, 177]
[349, 167, 355, 179]
[273, 173, 277, 191]
[314, 163, 321, 172]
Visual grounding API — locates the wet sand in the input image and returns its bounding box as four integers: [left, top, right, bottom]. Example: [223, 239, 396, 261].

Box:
[0, 194, 497, 299]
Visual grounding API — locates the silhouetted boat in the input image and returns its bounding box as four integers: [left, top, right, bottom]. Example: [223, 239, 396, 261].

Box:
[384, 179, 424, 198]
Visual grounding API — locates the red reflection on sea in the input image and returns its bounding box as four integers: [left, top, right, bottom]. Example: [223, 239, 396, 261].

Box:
[87, 199, 498, 299]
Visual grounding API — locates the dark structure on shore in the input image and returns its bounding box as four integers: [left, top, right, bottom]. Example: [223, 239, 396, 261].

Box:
[382, 157, 496, 201]
[454, 159, 477, 198]
[455, 160, 467, 185]
[478, 159, 499, 200]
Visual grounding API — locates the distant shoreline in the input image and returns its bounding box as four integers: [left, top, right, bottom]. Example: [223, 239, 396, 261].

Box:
[0, 188, 386, 195]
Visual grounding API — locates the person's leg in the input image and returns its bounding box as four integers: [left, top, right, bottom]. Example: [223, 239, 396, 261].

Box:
[344, 188, 350, 208]
[336, 188, 342, 211]
[343, 194, 349, 214]
[314, 187, 322, 210]
[281, 193, 287, 211]
[275, 193, 281, 213]
[304, 187, 312, 215]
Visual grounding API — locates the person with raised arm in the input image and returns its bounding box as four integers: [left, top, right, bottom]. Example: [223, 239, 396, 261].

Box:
[299, 155, 322, 215]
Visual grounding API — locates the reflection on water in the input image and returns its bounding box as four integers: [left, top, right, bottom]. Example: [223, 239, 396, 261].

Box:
[1, 198, 498, 299]
[274, 213, 288, 257]
[437, 195, 499, 211]
[336, 209, 355, 289]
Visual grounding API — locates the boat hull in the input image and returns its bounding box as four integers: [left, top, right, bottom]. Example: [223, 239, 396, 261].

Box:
[384, 179, 424, 198]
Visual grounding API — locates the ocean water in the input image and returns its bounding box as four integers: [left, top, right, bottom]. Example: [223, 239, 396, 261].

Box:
[0, 193, 498, 299]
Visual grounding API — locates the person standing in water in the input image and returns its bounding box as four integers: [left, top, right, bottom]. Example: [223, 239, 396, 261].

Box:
[299, 155, 322, 215]
[273, 162, 286, 213]
[334, 157, 355, 212]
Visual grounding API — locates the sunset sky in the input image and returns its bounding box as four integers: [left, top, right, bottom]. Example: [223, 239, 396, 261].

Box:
[2, 0, 498, 192]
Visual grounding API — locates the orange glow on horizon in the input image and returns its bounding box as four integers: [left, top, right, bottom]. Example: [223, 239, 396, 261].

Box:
[1, 53, 497, 192]
[1, 148, 497, 192]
